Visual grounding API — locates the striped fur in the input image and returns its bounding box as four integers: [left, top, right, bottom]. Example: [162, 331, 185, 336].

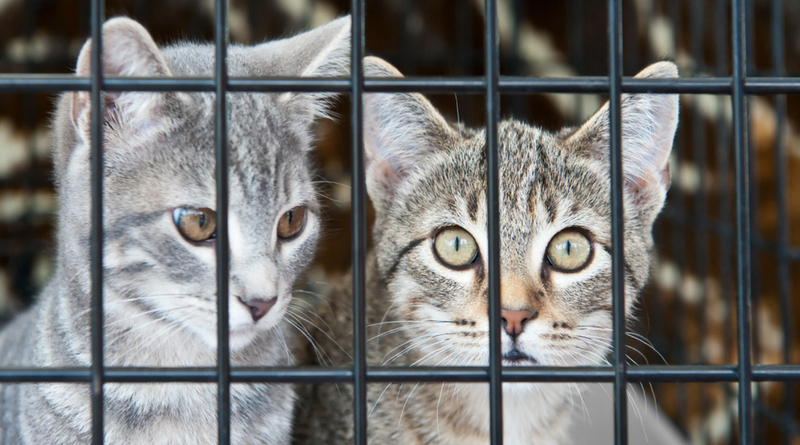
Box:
[296, 58, 679, 444]
[0, 16, 350, 444]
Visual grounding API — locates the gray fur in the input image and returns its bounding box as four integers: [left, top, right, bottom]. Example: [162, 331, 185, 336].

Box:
[295, 58, 678, 445]
[0, 16, 350, 444]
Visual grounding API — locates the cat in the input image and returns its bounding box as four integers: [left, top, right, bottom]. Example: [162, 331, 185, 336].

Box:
[0, 15, 350, 445]
[294, 56, 679, 445]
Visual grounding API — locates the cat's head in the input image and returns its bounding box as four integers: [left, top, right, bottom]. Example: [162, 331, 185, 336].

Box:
[54, 16, 350, 352]
[363, 57, 678, 367]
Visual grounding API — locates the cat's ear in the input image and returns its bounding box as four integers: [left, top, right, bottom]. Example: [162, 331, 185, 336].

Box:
[566, 61, 679, 215]
[71, 17, 177, 143]
[363, 56, 457, 213]
[251, 16, 351, 118]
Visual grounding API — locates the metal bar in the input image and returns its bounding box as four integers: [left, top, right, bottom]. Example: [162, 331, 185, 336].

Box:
[508, 0, 529, 116]
[350, 1, 367, 444]
[4, 365, 800, 383]
[714, 0, 736, 406]
[214, 0, 231, 442]
[666, 1, 689, 423]
[3, 75, 800, 94]
[690, 0, 712, 423]
[732, 0, 754, 442]
[89, 0, 105, 441]
[485, 0, 502, 443]
[771, 0, 793, 442]
[608, 0, 626, 443]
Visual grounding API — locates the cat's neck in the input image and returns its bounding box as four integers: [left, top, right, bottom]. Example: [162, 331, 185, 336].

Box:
[446, 383, 573, 444]
[386, 352, 574, 444]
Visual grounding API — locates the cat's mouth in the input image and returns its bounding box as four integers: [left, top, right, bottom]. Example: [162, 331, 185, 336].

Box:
[502, 348, 538, 366]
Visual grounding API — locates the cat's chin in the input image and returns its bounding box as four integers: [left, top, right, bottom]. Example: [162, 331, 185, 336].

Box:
[227, 328, 263, 352]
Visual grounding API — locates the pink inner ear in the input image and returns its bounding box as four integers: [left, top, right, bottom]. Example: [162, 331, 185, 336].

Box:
[625, 163, 670, 206]
[370, 158, 402, 190]
[70, 90, 122, 129]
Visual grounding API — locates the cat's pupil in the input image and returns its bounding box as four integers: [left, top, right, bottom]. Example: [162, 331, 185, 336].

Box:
[566, 240, 571, 255]
[454, 236, 460, 252]
[199, 213, 205, 228]
[287, 210, 294, 224]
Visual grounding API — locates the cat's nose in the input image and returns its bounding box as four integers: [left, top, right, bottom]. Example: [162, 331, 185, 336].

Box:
[501, 308, 537, 338]
[237, 296, 277, 322]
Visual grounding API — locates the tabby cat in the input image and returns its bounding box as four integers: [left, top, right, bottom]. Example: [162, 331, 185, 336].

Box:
[0, 16, 350, 444]
[295, 57, 679, 444]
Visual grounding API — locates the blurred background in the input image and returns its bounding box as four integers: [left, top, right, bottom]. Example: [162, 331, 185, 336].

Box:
[1, 0, 799, 443]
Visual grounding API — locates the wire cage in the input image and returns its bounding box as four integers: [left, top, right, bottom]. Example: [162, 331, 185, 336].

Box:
[0, 0, 798, 444]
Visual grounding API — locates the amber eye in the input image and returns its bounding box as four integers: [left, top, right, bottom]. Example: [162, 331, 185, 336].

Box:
[433, 227, 479, 268]
[277, 206, 306, 240]
[545, 229, 592, 272]
[173, 207, 217, 243]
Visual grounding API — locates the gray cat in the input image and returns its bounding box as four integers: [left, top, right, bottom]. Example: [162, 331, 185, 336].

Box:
[295, 57, 678, 444]
[0, 16, 350, 444]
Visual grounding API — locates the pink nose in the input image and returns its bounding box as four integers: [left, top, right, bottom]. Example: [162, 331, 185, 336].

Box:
[237, 297, 277, 322]
[501, 309, 537, 337]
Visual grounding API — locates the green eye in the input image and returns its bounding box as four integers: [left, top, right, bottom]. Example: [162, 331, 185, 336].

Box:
[546, 229, 592, 272]
[173, 207, 217, 242]
[433, 227, 479, 268]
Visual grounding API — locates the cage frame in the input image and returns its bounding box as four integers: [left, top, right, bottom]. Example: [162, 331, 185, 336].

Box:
[0, 0, 797, 444]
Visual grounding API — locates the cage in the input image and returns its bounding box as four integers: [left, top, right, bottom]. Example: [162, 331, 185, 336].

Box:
[0, 0, 798, 443]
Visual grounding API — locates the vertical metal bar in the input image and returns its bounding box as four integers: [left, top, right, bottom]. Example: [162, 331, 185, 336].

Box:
[746, 0, 756, 77]
[771, 0, 793, 442]
[690, 0, 710, 358]
[732, 0, 754, 442]
[689, 0, 713, 426]
[214, 0, 230, 443]
[485, 0, 502, 443]
[351, 1, 367, 444]
[715, 0, 734, 382]
[608, 0, 627, 443]
[746, 0, 761, 381]
[568, 0, 583, 118]
[665, 7, 689, 424]
[509, 0, 528, 116]
[89, 0, 105, 442]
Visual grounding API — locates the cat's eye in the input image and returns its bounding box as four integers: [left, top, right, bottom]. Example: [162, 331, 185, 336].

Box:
[545, 229, 592, 272]
[277, 206, 306, 240]
[433, 227, 479, 268]
[173, 207, 217, 243]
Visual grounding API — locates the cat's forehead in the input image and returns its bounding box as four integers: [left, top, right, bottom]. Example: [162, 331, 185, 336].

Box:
[398, 120, 607, 228]
[416, 120, 582, 199]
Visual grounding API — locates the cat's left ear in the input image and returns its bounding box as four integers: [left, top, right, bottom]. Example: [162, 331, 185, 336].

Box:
[72, 17, 179, 144]
[251, 16, 351, 119]
[566, 61, 679, 217]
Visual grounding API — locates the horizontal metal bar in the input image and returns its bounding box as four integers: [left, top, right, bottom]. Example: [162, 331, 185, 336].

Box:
[0, 365, 798, 383]
[1, 75, 799, 94]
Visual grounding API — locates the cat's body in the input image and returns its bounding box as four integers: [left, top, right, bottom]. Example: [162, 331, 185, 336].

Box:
[0, 16, 350, 444]
[295, 57, 678, 445]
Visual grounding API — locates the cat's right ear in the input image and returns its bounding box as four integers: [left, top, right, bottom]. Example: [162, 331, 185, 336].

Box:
[71, 17, 177, 145]
[363, 56, 457, 213]
[565, 61, 679, 222]
[250, 16, 351, 122]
